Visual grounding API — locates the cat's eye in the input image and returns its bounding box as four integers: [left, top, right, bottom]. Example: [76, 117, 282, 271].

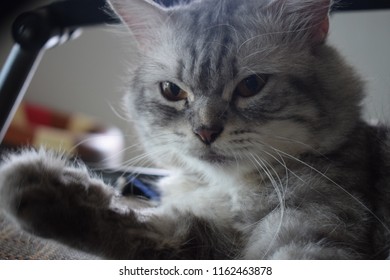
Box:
[235, 74, 268, 98]
[160, 81, 188, 102]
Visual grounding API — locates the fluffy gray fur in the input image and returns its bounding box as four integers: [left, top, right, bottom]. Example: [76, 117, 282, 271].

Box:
[0, 0, 389, 259]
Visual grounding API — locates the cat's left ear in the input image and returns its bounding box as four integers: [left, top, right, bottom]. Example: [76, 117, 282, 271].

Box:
[107, 0, 168, 49]
[268, 0, 331, 44]
[306, 0, 331, 44]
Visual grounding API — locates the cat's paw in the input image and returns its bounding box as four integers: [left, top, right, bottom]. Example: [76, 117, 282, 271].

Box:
[0, 149, 114, 237]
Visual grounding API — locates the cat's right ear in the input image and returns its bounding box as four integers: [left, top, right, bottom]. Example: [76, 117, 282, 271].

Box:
[108, 0, 168, 49]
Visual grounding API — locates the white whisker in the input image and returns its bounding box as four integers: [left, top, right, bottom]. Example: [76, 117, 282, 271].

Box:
[247, 153, 285, 259]
[267, 145, 390, 235]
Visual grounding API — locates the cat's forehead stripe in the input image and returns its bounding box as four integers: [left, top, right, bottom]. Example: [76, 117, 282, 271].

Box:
[178, 32, 239, 96]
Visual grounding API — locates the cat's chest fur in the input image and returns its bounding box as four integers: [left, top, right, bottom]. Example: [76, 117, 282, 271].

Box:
[157, 168, 282, 228]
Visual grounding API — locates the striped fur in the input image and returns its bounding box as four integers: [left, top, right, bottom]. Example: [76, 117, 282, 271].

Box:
[0, 0, 389, 259]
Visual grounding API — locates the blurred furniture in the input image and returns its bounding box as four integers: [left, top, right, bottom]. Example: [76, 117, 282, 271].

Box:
[2, 102, 125, 168]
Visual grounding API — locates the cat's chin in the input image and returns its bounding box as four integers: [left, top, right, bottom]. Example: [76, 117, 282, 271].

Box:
[198, 153, 231, 164]
[191, 149, 235, 165]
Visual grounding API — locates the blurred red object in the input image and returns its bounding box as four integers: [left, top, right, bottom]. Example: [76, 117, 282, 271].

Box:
[3, 102, 125, 168]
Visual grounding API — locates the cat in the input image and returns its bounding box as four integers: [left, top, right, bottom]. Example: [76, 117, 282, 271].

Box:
[0, 0, 390, 259]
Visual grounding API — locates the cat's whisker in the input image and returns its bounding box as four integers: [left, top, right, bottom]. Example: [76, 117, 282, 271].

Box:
[261, 155, 288, 200]
[98, 143, 145, 166]
[261, 148, 305, 185]
[118, 147, 173, 179]
[245, 153, 285, 258]
[120, 149, 159, 167]
[247, 137, 309, 183]
[251, 154, 286, 219]
[265, 133, 329, 159]
[267, 146, 390, 234]
[67, 133, 124, 156]
[121, 135, 181, 167]
[107, 101, 131, 123]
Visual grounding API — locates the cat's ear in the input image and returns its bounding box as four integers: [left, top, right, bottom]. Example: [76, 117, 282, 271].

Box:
[267, 0, 331, 44]
[108, 0, 168, 49]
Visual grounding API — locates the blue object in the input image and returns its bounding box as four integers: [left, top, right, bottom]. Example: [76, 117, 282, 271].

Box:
[125, 176, 160, 200]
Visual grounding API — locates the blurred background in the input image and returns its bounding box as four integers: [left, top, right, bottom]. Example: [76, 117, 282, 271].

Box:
[0, 0, 389, 168]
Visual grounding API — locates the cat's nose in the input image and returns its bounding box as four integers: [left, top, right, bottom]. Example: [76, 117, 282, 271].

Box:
[193, 126, 223, 145]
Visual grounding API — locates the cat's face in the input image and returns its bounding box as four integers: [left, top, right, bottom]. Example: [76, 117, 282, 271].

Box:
[110, 0, 362, 172]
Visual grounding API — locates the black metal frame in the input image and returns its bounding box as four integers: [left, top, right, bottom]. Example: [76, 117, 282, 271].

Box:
[335, 0, 390, 11]
[0, 0, 119, 142]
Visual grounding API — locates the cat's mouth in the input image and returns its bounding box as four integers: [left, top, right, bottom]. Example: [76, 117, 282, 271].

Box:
[197, 150, 232, 164]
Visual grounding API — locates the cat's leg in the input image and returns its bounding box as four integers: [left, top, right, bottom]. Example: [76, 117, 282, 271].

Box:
[0, 149, 236, 259]
[0, 149, 125, 257]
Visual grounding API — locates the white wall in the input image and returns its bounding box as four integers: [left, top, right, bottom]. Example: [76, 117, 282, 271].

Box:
[1, 9, 390, 163]
[328, 10, 390, 122]
[22, 27, 133, 132]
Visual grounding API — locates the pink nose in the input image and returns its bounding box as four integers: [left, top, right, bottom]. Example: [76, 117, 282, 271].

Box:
[193, 126, 223, 145]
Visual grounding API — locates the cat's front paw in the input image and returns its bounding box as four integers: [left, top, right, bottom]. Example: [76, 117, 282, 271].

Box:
[0, 149, 114, 238]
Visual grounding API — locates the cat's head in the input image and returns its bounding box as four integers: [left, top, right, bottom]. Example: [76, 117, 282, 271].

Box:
[109, 0, 363, 174]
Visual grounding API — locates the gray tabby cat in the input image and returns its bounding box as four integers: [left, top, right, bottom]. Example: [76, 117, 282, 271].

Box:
[0, 0, 389, 259]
